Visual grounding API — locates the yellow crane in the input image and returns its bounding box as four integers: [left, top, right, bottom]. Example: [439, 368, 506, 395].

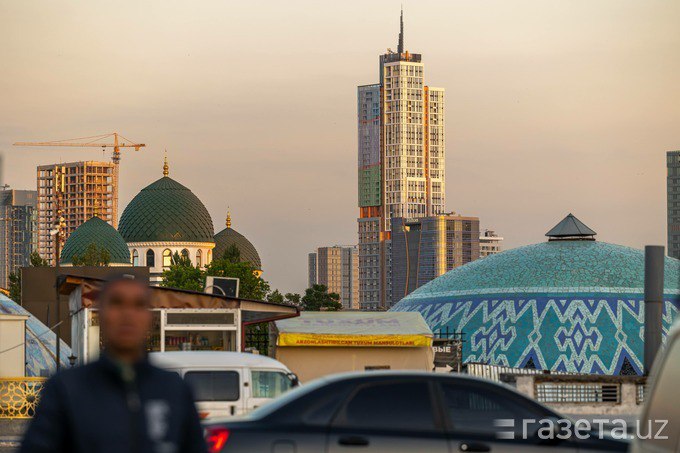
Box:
[13, 132, 146, 224]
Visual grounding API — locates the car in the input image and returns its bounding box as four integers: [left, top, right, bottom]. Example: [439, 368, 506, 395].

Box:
[150, 351, 299, 419]
[631, 321, 680, 452]
[203, 371, 628, 452]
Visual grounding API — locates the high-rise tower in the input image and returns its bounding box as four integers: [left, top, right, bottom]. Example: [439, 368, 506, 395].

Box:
[357, 10, 445, 310]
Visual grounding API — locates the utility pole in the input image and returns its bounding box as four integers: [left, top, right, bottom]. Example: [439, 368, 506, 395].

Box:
[54, 168, 64, 372]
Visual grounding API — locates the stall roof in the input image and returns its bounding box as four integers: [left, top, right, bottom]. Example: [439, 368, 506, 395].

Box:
[275, 312, 432, 347]
[59, 275, 298, 325]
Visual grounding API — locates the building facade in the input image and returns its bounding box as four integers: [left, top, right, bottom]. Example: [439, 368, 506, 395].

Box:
[668, 151, 680, 259]
[308, 245, 359, 310]
[480, 229, 503, 258]
[36, 161, 116, 264]
[0, 189, 37, 287]
[391, 214, 479, 306]
[358, 11, 445, 310]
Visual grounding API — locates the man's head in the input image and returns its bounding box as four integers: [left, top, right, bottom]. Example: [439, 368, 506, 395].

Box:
[97, 274, 152, 361]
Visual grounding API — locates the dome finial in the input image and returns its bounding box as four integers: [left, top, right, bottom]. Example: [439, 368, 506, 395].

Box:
[93, 201, 100, 218]
[226, 208, 232, 228]
[163, 150, 169, 177]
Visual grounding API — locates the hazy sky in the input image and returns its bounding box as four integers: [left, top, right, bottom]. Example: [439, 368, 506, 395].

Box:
[1, 0, 679, 294]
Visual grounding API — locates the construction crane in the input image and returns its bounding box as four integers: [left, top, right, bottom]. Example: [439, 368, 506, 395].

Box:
[13, 132, 146, 228]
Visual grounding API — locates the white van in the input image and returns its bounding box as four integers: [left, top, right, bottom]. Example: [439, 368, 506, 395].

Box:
[150, 351, 299, 419]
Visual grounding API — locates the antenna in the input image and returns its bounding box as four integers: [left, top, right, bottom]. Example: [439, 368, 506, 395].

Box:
[398, 5, 404, 54]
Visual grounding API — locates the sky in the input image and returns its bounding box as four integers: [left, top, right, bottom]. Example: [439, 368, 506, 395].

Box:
[1, 0, 679, 294]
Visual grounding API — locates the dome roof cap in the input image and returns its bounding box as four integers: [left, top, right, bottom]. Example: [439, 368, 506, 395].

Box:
[546, 213, 596, 241]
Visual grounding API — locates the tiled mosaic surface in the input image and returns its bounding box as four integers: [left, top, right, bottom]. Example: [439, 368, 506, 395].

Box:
[391, 241, 680, 375]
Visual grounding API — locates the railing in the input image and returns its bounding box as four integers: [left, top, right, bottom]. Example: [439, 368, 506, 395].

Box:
[0, 378, 47, 418]
[536, 382, 621, 404]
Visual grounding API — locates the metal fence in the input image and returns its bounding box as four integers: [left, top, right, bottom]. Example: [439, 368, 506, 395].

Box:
[636, 383, 646, 405]
[464, 362, 573, 382]
[0, 378, 47, 418]
[535, 382, 621, 404]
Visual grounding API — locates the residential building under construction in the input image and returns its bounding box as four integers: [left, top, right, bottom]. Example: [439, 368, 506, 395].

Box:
[0, 188, 37, 287]
[36, 161, 117, 264]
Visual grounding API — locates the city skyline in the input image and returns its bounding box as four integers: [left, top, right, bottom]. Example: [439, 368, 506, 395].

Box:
[1, 0, 678, 294]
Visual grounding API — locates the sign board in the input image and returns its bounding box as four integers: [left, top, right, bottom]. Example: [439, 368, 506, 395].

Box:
[205, 276, 239, 298]
[432, 338, 458, 367]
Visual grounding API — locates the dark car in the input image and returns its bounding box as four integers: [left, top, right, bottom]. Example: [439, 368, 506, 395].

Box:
[203, 371, 627, 452]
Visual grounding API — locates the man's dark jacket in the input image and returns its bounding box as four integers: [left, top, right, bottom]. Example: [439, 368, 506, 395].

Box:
[20, 354, 208, 453]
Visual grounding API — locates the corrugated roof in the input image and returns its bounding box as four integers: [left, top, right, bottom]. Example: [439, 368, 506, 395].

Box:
[276, 312, 432, 336]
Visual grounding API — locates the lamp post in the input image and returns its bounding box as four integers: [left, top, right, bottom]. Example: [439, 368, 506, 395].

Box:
[53, 167, 65, 372]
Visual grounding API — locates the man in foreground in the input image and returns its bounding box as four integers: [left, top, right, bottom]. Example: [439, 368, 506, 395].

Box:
[21, 274, 207, 453]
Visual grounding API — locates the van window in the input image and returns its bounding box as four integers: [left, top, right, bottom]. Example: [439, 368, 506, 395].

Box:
[251, 370, 294, 399]
[184, 371, 240, 402]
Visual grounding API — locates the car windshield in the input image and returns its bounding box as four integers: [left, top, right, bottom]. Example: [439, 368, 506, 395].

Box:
[251, 370, 294, 399]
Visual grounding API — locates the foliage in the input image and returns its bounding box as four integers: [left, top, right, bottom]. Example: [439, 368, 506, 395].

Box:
[8, 273, 21, 303]
[206, 258, 270, 300]
[301, 284, 342, 311]
[71, 243, 111, 267]
[29, 251, 48, 267]
[161, 252, 204, 292]
[221, 244, 242, 263]
[267, 289, 302, 306]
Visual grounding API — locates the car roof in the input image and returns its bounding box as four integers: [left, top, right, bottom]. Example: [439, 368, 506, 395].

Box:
[149, 351, 290, 370]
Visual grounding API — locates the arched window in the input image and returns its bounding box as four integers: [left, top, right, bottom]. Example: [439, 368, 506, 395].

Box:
[132, 249, 139, 266]
[196, 249, 202, 267]
[181, 249, 189, 261]
[162, 249, 172, 269]
[207, 249, 212, 264]
[146, 249, 155, 268]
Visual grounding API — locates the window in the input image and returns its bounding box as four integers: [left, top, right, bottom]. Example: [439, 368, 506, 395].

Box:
[146, 249, 155, 268]
[184, 371, 239, 402]
[162, 249, 172, 268]
[196, 249, 202, 267]
[181, 248, 189, 260]
[207, 249, 212, 263]
[335, 381, 437, 432]
[251, 371, 294, 399]
[132, 249, 139, 266]
[440, 383, 531, 435]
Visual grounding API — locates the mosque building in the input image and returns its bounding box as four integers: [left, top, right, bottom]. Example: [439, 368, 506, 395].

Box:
[59, 158, 262, 285]
[391, 214, 680, 376]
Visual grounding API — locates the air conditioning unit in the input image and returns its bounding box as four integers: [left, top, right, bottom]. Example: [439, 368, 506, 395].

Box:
[204, 276, 240, 298]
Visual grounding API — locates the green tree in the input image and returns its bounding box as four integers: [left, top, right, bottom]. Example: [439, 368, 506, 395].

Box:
[8, 273, 21, 303]
[29, 251, 48, 267]
[71, 243, 111, 266]
[161, 252, 204, 291]
[301, 284, 342, 311]
[206, 258, 270, 300]
[222, 244, 241, 263]
[267, 290, 302, 306]
[267, 289, 284, 303]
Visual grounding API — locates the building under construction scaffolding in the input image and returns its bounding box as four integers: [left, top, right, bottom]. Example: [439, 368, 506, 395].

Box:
[37, 161, 117, 264]
[0, 188, 37, 288]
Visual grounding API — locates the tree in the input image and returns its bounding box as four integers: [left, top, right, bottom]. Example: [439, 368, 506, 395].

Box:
[161, 252, 204, 291]
[267, 290, 302, 306]
[301, 284, 342, 311]
[29, 251, 48, 267]
[8, 273, 21, 303]
[71, 243, 111, 267]
[222, 244, 241, 263]
[206, 258, 270, 301]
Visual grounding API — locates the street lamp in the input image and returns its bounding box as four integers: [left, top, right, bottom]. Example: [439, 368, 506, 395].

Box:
[68, 354, 78, 368]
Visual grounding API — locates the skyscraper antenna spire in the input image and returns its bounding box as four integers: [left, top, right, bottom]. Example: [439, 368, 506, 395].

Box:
[398, 5, 404, 54]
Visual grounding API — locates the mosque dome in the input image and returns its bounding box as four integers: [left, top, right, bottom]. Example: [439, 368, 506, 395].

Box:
[213, 212, 262, 271]
[391, 214, 680, 375]
[60, 216, 130, 265]
[118, 160, 215, 244]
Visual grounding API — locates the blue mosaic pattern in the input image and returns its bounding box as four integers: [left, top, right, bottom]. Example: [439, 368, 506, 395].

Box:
[0, 294, 71, 376]
[391, 241, 680, 375]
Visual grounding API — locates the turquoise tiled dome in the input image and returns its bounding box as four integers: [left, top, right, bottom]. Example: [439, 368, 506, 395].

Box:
[119, 177, 215, 243]
[391, 219, 680, 376]
[61, 216, 130, 265]
[401, 241, 680, 301]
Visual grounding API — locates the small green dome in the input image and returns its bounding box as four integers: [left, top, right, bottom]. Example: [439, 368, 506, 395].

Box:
[214, 223, 262, 271]
[119, 177, 215, 243]
[61, 216, 130, 265]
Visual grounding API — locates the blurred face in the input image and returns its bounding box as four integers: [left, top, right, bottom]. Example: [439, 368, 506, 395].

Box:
[99, 280, 152, 357]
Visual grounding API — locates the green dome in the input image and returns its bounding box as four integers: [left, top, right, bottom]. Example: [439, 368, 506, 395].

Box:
[399, 240, 680, 302]
[214, 226, 262, 270]
[61, 216, 130, 265]
[119, 177, 215, 243]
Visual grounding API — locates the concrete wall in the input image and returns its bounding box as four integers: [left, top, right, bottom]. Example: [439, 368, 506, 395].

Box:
[0, 315, 27, 377]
